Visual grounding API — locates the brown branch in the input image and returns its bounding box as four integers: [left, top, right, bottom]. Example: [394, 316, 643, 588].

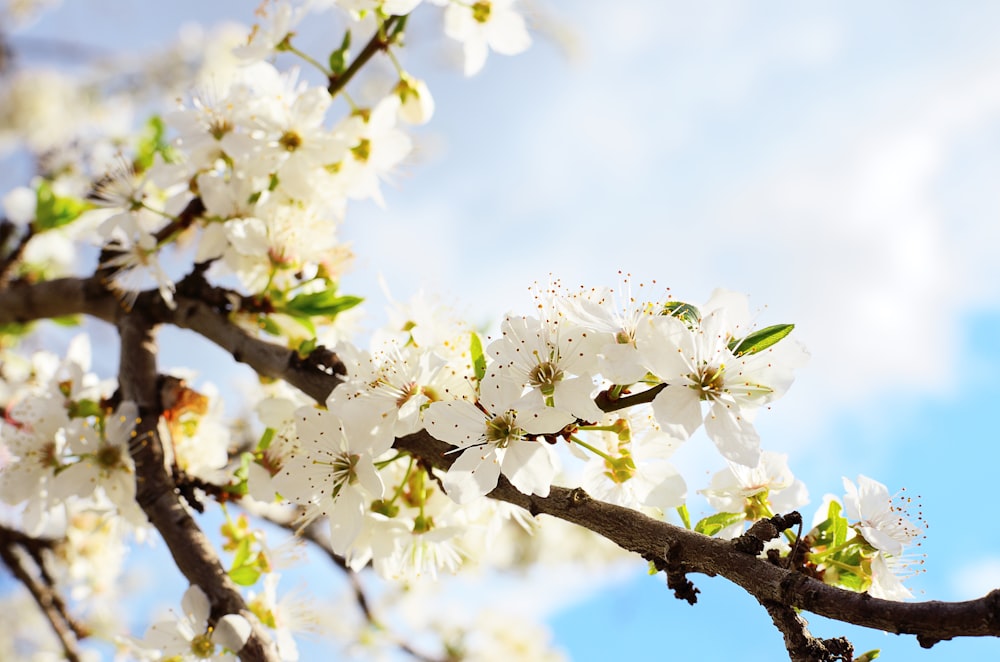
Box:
[594, 383, 666, 413]
[0, 527, 86, 661]
[393, 428, 1000, 648]
[327, 15, 404, 98]
[0, 219, 34, 288]
[760, 599, 853, 662]
[117, 314, 280, 662]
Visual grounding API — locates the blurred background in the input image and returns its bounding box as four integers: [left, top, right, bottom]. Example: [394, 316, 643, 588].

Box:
[3, 1, 1000, 659]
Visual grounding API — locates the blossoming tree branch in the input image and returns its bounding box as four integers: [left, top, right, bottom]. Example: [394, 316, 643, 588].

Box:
[0, 2, 996, 661]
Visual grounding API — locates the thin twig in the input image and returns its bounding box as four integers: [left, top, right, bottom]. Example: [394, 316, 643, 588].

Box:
[0, 531, 86, 662]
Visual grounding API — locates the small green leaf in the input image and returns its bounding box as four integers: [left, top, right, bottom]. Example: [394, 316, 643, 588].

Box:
[34, 181, 89, 231]
[661, 300, 700, 326]
[729, 324, 794, 357]
[856, 649, 880, 662]
[232, 537, 252, 568]
[328, 30, 351, 75]
[284, 289, 362, 318]
[676, 504, 692, 530]
[135, 115, 176, 169]
[694, 511, 745, 537]
[50, 315, 81, 327]
[297, 337, 318, 358]
[228, 565, 261, 586]
[470, 332, 487, 382]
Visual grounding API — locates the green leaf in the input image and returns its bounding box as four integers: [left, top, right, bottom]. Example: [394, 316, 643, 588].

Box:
[228, 565, 261, 586]
[329, 30, 351, 75]
[50, 315, 81, 327]
[676, 504, 692, 530]
[297, 337, 318, 358]
[135, 115, 175, 169]
[284, 289, 363, 318]
[694, 511, 745, 537]
[856, 649, 881, 662]
[729, 324, 794, 357]
[232, 537, 252, 569]
[34, 181, 89, 231]
[661, 300, 700, 326]
[285, 312, 317, 336]
[470, 332, 487, 382]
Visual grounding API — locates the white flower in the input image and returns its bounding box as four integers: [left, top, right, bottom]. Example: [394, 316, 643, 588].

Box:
[272, 408, 388, 553]
[100, 231, 176, 310]
[424, 377, 567, 503]
[636, 293, 807, 467]
[485, 313, 604, 424]
[556, 280, 655, 385]
[393, 75, 435, 125]
[700, 451, 808, 516]
[140, 585, 250, 660]
[52, 402, 146, 528]
[842, 475, 922, 557]
[444, 0, 531, 76]
[868, 553, 914, 601]
[330, 96, 411, 206]
[579, 409, 686, 512]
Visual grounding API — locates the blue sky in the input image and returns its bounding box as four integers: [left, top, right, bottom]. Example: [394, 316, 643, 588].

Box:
[5, 1, 1000, 659]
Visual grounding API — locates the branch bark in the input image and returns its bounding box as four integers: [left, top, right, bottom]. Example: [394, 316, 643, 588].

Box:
[0, 526, 86, 662]
[117, 314, 280, 662]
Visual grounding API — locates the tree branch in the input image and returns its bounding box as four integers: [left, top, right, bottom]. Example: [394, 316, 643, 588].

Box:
[0, 526, 86, 662]
[117, 313, 280, 662]
[393, 428, 1000, 647]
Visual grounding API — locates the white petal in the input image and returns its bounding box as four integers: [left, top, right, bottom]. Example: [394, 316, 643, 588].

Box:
[212, 614, 252, 652]
[500, 441, 555, 497]
[424, 401, 487, 447]
[650, 386, 702, 440]
[443, 445, 500, 503]
[181, 585, 211, 630]
[704, 401, 761, 467]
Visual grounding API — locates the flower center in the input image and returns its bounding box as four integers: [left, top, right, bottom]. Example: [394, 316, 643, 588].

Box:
[690, 362, 726, 400]
[472, 1, 492, 23]
[279, 130, 302, 151]
[528, 360, 563, 397]
[190, 632, 215, 658]
[485, 411, 522, 448]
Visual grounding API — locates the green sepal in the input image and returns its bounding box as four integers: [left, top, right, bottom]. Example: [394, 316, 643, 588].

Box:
[258, 315, 283, 336]
[661, 300, 700, 326]
[34, 181, 89, 231]
[328, 30, 352, 75]
[67, 399, 103, 419]
[729, 324, 794, 357]
[470, 331, 487, 382]
[694, 511, 745, 537]
[228, 565, 261, 586]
